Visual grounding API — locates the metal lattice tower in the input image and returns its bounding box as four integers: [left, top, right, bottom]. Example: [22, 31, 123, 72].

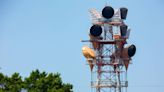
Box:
[82, 4, 136, 92]
[90, 25, 128, 92]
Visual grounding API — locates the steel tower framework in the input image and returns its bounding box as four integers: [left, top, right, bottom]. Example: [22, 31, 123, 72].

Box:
[90, 25, 128, 92]
[82, 5, 136, 92]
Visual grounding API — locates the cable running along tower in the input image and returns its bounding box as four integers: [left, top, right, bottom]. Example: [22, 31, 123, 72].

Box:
[82, 3, 136, 92]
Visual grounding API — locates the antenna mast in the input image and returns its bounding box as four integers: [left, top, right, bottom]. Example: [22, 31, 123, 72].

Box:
[82, 2, 136, 92]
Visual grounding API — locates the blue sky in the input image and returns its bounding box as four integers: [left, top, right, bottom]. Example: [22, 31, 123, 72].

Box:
[0, 0, 164, 92]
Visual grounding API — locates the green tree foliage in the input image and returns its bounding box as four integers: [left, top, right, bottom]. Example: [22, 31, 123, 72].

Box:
[0, 69, 73, 92]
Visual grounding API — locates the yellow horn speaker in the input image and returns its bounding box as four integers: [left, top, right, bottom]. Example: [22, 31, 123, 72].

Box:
[82, 46, 96, 71]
